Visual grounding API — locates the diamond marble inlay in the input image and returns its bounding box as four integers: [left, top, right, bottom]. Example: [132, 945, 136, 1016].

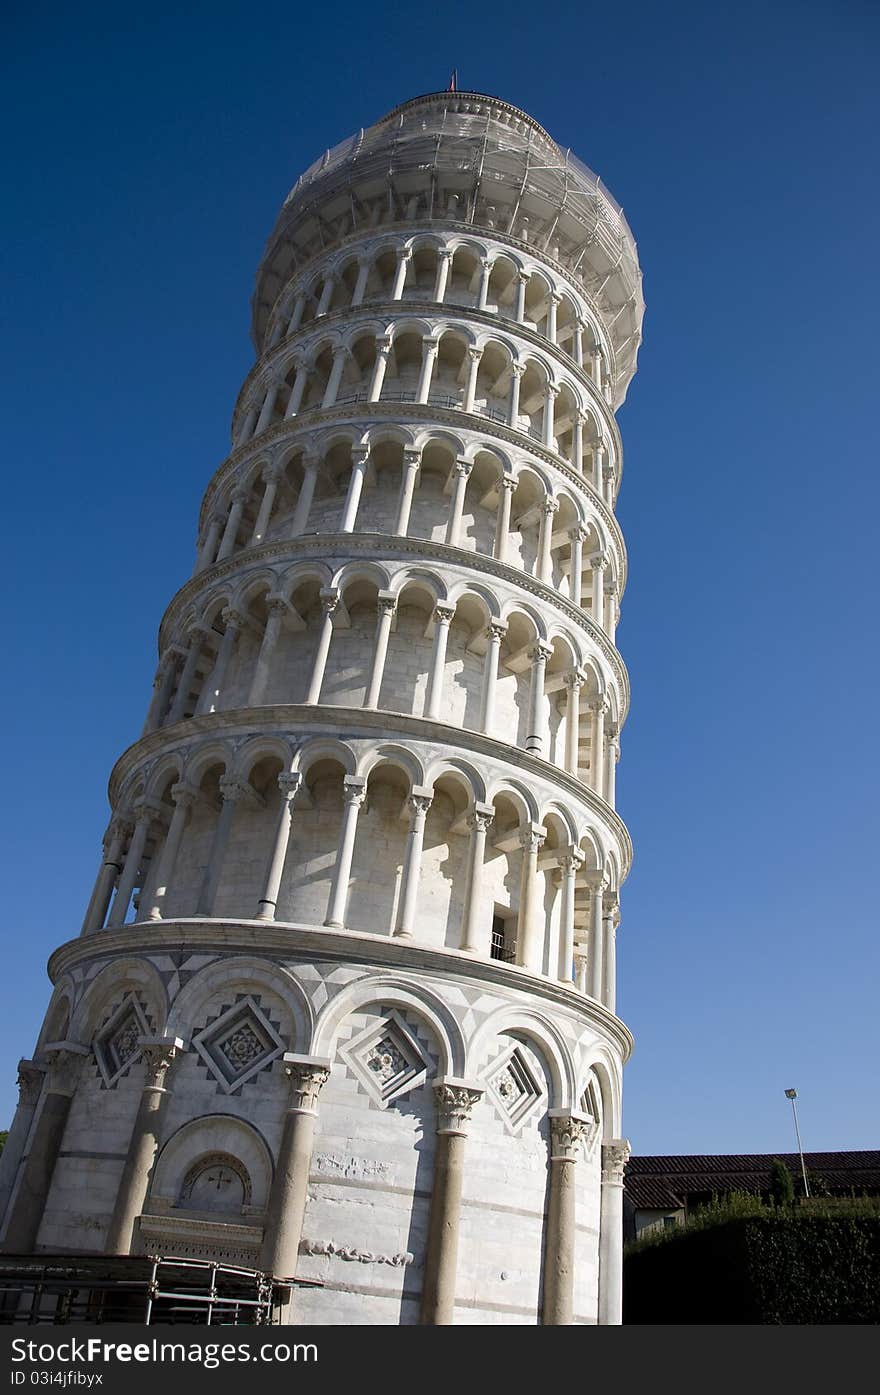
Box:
[94, 994, 150, 1087]
[193, 995, 285, 1092]
[489, 1046, 543, 1132]
[341, 1010, 429, 1108]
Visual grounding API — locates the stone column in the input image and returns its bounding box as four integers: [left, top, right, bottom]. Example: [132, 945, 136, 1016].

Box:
[248, 595, 288, 705]
[235, 403, 258, 448]
[590, 553, 608, 630]
[514, 271, 529, 323]
[543, 383, 559, 450]
[395, 788, 433, 938]
[194, 512, 224, 573]
[321, 346, 349, 409]
[445, 459, 472, 546]
[537, 498, 558, 583]
[602, 899, 619, 1012]
[391, 248, 411, 300]
[255, 379, 280, 434]
[493, 476, 516, 561]
[605, 582, 619, 643]
[598, 1140, 631, 1326]
[546, 292, 561, 345]
[603, 464, 615, 506]
[104, 1038, 184, 1255]
[433, 248, 452, 303]
[515, 823, 546, 971]
[256, 773, 303, 921]
[476, 258, 491, 310]
[419, 1080, 483, 1325]
[284, 359, 309, 418]
[543, 1110, 594, 1324]
[2, 1045, 88, 1254]
[591, 441, 605, 495]
[569, 524, 588, 608]
[142, 650, 181, 735]
[364, 593, 397, 708]
[351, 258, 370, 307]
[507, 363, 524, 429]
[588, 881, 605, 1001]
[0, 1062, 46, 1236]
[525, 641, 553, 756]
[339, 447, 369, 532]
[107, 807, 153, 928]
[572, 412, 585, 474]
[462, 348, 482, 413]
[589, 695, 609, 795]
[590, 346, 604, 389]
[395, 447, 421, 535]
[557, 850, 583, 982]
[260, 1057, 332, 1281]
[479, 622, 507, 734]
[217, 489, 249, 562]
[605, 731, 619, 806]
[459, 803, 495, 953]
[146, 784, 196, 920]
[324, 777, 367, 927]
[315, 275, 335, 317]
[574, 949, 589, 994]
[288, 292, 307, 333]
[197, 607, 242, 714]
[572, 320, 585, 369]
[426, 604, 455, 719]
[563, 669, 586, 776]
[167, 624, 208, 724]
[81, 819, 130, 935]
[250, 465, 283, 547]
[196, 778, 243, 915]
[416, 336, 439, 404]
[367, 336, 392, 401]
[290, 454, 319, 535]
[306, 590, 339, 704]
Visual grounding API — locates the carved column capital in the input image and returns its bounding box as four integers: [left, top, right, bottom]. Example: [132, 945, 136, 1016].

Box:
[519, 822, 547, 855]
[139, 1036, 184, 1089]
[433, 603, 456, 627]
[41, 1042, 89, 1097]
[433, 1078, 484, 1136]
[282, 1054, 332, 1114]
[277, 771, 303, 801]
[468, 802, 495, 834]
[16, 1059, 46, 1107]
[601, 1138, 631, 1184]
[486, 620, 508, 644]
[549, 1109, 594, 1162]
[342, 776, 367, 808]
[528, 641, 554, 666]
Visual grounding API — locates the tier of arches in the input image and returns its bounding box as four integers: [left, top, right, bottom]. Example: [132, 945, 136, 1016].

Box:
[192, 428, 623, 636]
[233, 314, 617, 500]
[147, 561, 623, 799]
[260, 233, 613, 399]
[86, 736, 623, 1009]
[22, 958, 623, 1322]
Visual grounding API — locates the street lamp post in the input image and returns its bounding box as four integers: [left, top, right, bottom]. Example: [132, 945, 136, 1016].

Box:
[784, 1088, 810, 1198]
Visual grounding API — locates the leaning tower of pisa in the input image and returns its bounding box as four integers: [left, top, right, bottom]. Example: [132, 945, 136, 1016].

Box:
[0, 92, 643, 1325]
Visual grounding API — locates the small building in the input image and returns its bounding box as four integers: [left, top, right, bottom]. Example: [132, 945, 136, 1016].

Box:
[624, 1150, 880, 1240]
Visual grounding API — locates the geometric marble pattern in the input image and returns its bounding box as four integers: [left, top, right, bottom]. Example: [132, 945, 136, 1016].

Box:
[487, 1042, 546, 1136]
[93, 992, 151, 1089]
[193, 994, 286, 1094]
[340, 1009, 429, 1109]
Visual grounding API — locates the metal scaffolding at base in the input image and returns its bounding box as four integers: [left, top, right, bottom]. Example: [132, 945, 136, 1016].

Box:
[0, 1255, 316, 1325]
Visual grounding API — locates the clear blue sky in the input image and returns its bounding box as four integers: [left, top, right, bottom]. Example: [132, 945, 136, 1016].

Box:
[3, 1, 878, 1154]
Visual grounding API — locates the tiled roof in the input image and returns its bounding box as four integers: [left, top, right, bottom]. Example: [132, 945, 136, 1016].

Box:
[625, 1151, 880, 1210]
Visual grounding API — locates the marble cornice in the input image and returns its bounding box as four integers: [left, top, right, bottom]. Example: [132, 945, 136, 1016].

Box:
[197, 406, 627, 583]
[47, 919, 634, 1064]
[239, 297, 621, 452]
[105, 703, 633, 872]
[157, 531, 630, 713]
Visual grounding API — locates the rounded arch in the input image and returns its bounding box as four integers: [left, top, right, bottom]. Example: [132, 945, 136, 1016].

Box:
[580, 1048, 622, 1137]
[330, 559, 392, 594]
[69, 956, 168, 1044]
[312, 976, 465, 1077]
[143, 751, 185, 802]
[233, 734, 296, 783]
[36, 981, 75, 1054]
[485, 776, 540, 826]
[423, 755, 486, 805]
[165, 955, 313, 1052]
[292, 737, 357, 779]
[356, 743, 426, 787]
[468, 1004, 576, 1108]
[151, 1113, 275, 1211]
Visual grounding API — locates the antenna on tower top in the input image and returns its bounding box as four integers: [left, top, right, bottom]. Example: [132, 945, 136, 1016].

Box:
[448, 70, 458, 92]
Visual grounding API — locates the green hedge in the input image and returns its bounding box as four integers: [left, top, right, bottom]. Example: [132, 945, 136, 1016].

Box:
[624, 1209, 880, 1323]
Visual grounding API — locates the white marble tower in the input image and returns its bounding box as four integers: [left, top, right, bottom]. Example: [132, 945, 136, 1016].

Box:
[0, 92, 643, 1325]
